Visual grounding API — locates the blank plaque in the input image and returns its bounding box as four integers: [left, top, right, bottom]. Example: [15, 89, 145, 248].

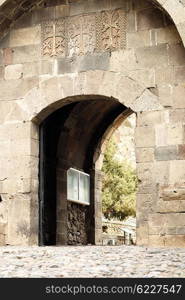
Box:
[67, 168, 90, 205]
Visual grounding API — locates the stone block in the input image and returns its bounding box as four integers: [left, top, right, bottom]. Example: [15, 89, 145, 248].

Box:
[0, 49, 3, 65]
[0, 77, 38, 101]
[149, 234, 185, 247]
[137, 7, 164, 31]
[137, 163, 154, 187]
[135, 126, 155, 147]
[110, 0, 127, 10]
[12, 45, 40, 64]
[128, 69, 155, 87]
[78, 53, 110, 72]
[115, 75, 145, 108]
[148, 213, 166, 227]
[9, 26, 41, 47]
[109, 49, 138, 72]
[164, 235, 185, 247]
[158, 84, 173, 107]
[127, 30, 150, 48]
[0, 155, 32, 179]
[0, 66, 4, 79]
[166, 227, 177, 235]
[168, 43, 185, 66]
[169, 160, 185, 184]
[55, 4, 70, 18]
[3, 48, 13, 65]
[137, 193, 154, 216]
[133, 0, 153, 10]
[172, 84, 185, 108]
[23, 62, 40, 78]
[7, 196, 31, 245]
[167, 124, 185, 145]
[156, 198, 185, 213]
[70, 0, 113, 15]
[155, 124, 167, 147]
[32, 7, 55, 24]
[174, 66, 185, 84]
[159, 184, 185, 201]
[155, 66, 174, 85]
[169, 109, 185, 123]
[148, 235, 165, 247]
[137, 111, 165, 127]
[154, 161, 169, 184]
[0, 222, 7, 234]
[136, 147, 154, 163]
[30, 157, 39, 179]
[163, 0, 185, 24]
[40, 60, 54, 75]
[156, 25, 181, 44]
[178, 144, 185, 159]
[176, 227, 185, 235]
[4, 64, 23, 80]
[135, 44, 168, 68]
[57, 58, 73, 74]
[13, 11, 33, 29]
[2, 178, 31, 194]
[0, 101, 29, 124]
[149, 226, 164, 235]
[0, 234, 5, 246]
[154, 146, 178, 161]
[70, 0, 111, 15]
[136, 222, 149, 246]
[127, 11, 136, 33]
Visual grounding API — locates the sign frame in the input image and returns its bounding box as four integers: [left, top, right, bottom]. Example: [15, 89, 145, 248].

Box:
[67, 168, 90, 206]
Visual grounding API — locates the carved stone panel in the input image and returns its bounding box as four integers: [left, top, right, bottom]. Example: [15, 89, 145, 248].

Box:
[41, 9, 126, 58]
[41, 18, 66, 57]
[96, 9, 126, 51]
[67, 14, 96, 57]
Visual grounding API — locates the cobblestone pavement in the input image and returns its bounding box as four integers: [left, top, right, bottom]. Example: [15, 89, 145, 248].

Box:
[0, 245, 185, 278]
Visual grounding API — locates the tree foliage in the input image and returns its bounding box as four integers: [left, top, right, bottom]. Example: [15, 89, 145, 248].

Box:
[102, 138, 137, 220]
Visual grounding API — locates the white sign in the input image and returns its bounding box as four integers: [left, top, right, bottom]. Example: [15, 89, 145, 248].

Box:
[67, 168, 90, 205]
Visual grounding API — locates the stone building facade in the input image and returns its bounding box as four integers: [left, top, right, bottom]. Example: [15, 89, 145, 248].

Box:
[1, 0, 185, 247]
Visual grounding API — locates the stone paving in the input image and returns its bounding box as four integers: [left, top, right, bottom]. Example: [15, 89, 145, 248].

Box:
[0, 245, 185, 278]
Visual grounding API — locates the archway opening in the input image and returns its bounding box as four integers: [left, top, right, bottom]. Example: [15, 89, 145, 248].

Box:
[100, 114, 137, 246]
[39, 96, 134, 246]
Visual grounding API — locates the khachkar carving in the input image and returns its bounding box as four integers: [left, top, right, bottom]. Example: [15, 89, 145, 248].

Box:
[41, 9, 126, 58]
[41, 19, 66, 57]
[67, 14, 96, 56]
[96, 9, 126, 51]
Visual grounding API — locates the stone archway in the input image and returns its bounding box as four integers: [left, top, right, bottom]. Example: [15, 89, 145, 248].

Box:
[39, 96, 128, 245]
[23, 71, 159, 246]
[1, 0, 185, 247]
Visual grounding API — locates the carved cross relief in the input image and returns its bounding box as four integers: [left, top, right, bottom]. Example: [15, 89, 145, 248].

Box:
[41, 9, 126, 58]
[42, 19, 66, 57]
[97, 9, 126, 51]
[68, 14, 96, 56]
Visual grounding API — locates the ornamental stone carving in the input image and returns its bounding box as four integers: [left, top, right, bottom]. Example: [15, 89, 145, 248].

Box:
[41, 18, 66, 57]
[67, 14, 96, 56]
[96, 9, 126, 51]
[41, 9, 126, 57]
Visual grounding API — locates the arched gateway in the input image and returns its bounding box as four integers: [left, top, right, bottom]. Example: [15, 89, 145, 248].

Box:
[1, 0, 185, 247]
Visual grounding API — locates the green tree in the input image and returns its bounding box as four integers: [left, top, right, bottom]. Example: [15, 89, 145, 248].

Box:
[102, 138, 137, 220]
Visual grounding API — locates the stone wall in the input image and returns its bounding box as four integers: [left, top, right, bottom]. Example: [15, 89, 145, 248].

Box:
[67, 202, 88, 245]
[113, 114, 136, 168]
[0, 0, 185, 246]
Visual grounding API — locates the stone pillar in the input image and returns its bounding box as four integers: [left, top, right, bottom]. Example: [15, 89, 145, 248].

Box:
[136, 110, 185, 247]
[88, 168, 102, 245]
[56, 166, 68, 245]
[0, 121, 39, 245]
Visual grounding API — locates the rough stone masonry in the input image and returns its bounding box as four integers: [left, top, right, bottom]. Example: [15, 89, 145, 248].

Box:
[1, 0, 185, 247]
